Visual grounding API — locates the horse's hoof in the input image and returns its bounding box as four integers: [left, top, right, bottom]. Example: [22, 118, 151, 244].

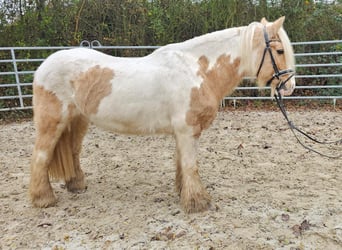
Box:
[65, 178, 87, 193]
[66, 185, 87, 194]
[180, 190, 211, 213]
[31, 193, 57, 208]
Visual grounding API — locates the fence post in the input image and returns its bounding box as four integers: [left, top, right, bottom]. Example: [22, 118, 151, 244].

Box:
[333, 98, 336, 109]
[10, 48, 24, 109]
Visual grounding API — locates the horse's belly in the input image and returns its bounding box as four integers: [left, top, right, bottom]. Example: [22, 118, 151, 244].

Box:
[85, 81, 188, 135]
[89, 113, 174, 135]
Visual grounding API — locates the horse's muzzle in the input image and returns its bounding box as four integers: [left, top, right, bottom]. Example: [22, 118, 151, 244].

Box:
[276, 73, 295, 96]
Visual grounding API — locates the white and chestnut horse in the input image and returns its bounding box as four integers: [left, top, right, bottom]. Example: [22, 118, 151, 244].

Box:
[30, 17, 295, 213]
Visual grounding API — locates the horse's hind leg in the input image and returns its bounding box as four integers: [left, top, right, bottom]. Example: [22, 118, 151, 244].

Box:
[30, 85, 68, 207]
[175, 130, 211, 213]
[65, 115, 89, 193]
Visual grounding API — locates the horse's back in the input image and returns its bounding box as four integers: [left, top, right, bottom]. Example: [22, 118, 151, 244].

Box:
[34, 48, 112, 86]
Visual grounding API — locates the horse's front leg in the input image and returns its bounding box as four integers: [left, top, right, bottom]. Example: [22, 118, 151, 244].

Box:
[175, 130, 211, 213]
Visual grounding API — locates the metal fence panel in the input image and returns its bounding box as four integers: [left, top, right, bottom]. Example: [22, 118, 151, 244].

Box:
[0, 40, 341, 111]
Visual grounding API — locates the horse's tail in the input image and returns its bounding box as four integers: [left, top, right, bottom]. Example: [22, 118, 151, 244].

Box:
[48, 126, 75, 181]
[48, 116, 89, 182]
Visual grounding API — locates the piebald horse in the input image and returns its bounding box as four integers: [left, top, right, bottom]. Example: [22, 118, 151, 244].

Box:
[30, 17, 295, 213]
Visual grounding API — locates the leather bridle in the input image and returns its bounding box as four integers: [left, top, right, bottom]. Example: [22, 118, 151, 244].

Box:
[256, 26, 295, 93]
[256, 26, 341, 158]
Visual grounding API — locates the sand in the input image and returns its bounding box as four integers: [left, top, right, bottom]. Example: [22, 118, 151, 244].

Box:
[1, 110, 341, 249]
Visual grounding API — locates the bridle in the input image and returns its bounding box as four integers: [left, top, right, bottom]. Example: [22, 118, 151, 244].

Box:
[256, 26, 294, 92]
[257, 26, 342, 159]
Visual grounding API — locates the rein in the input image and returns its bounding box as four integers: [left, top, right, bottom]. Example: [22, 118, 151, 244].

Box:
[258, 25, 342, 159]
[274, 92, 342, 159]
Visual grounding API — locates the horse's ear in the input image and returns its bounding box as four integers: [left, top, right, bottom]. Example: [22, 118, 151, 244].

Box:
[261, 17, 268, 25]
[272, 16, 285, 32]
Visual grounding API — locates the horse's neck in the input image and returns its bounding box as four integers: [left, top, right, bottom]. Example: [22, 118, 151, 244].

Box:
[152, 27, 249, 100]
[182, 27, 247, 98]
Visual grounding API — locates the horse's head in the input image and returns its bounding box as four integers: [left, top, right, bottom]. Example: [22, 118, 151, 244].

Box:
[253, 16, 295, 97]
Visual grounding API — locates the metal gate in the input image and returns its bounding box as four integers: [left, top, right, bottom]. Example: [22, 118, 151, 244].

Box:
[0, 40, 341, 111]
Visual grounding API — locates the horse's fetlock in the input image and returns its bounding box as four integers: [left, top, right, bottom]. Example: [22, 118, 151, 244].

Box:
[179, 175, 211, 213]
[30, 189, 57, 208]
[180, 188, 211, 213]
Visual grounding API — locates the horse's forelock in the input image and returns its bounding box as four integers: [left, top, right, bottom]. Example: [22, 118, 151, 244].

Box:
[278, 27, 295, 71]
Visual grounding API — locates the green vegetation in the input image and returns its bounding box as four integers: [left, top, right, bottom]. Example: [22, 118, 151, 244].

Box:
[0, 0, 341, 114]
[0, 0, 341, 47]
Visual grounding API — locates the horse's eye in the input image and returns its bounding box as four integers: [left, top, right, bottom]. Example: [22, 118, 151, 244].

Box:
[277, 49, 284, 55]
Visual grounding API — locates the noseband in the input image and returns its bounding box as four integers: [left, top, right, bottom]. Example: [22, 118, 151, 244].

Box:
[256, 26, 294, 92]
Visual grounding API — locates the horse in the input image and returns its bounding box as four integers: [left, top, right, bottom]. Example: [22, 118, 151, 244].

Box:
[29, 17, 295, 213]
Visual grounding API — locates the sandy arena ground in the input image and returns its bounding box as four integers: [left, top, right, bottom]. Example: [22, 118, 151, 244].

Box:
[0, 110, 341, 249]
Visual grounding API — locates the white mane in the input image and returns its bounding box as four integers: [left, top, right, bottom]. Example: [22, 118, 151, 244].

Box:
[240, 22, 259, 76]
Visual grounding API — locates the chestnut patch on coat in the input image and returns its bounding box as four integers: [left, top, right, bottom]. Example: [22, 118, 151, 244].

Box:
[33, 84, 63, 149]
[72, 65, 114, 115]
[186, 54, 242, 137]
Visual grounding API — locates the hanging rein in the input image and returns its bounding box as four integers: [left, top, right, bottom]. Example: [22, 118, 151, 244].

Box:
[257, 26, 342, 159]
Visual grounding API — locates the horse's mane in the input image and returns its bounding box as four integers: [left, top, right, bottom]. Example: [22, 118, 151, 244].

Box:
[151, 20, 294, 79]
[239, 22, 258, 75]
[153, 27, 240, 56]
